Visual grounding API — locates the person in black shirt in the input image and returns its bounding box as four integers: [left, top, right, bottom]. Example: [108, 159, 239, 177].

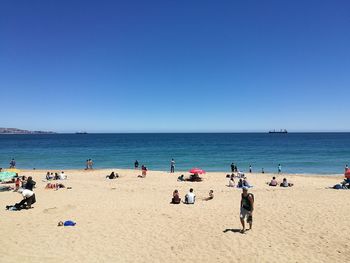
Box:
[240, 187, 254, 233]
[25, 176, 36, 191]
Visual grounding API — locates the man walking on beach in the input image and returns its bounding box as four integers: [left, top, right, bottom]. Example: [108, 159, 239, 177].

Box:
[240, 187, 254, 233]
[170, 158, 175, 173]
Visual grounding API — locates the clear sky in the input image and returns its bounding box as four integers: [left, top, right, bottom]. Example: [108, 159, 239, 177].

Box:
[1, 0, 349, 132]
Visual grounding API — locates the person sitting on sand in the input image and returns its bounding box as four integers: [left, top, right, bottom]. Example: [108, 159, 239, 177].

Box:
[59, 171, 67, 180]
[171, 190, 181, 204]
[228, 178, 235, 187]
[203, 190, 214, 201]
[185, 188, 196, 204]
[141, 165, 147, 177]
[243, 179, 251, 188]
[25, 176, 36, 191]
[177, 175, 185, 181]
[269, 177, 278, 186]
[6, 189, 36, 211]
[106, 172, 119, 179]
[46, 172, 52, 180]
[237, 178, 243, 188]
[280, 178, 293, 187]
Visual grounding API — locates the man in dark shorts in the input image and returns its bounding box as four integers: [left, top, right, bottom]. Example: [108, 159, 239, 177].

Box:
[240, 186, 254, 233]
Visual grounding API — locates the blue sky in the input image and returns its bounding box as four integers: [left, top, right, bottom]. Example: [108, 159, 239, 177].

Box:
[1, 0, 349, 132]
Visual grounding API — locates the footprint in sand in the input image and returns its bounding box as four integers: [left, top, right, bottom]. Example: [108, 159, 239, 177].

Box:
[43, 207, 58, 214]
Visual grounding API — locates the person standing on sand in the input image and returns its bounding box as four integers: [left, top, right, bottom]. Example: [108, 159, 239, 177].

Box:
[231, 163, 235, 173]
[240, 187, 254, 233]
[170, 158, 175, 173]
[278, 164, 282, 174]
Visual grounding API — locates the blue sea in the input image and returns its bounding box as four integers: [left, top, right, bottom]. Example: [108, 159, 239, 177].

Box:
[0, 133, 349, 174]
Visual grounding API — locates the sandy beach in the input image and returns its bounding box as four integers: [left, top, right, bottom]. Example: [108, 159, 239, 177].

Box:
[0, 169, 349, 263]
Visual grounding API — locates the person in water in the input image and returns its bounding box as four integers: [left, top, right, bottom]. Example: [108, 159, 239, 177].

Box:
[9, 158, 16, 168]
[240, 187, 254, 233]
[170, 158, 175, 173]
[134, 160, 139, 169]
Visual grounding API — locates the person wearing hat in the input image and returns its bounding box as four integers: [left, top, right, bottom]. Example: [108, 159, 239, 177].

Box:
[240, 186, 254, 233]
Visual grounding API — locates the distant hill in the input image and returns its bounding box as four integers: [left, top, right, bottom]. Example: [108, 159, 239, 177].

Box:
[0, 128, 56, 134]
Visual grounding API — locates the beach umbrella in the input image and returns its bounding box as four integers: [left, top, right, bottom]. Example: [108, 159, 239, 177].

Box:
[189, 168, 206, 174]
[345, 170, 350, 179]
[0, 171, 16, 182]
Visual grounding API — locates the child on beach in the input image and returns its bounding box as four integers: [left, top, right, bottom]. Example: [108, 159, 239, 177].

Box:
[203, 190, 214, 201]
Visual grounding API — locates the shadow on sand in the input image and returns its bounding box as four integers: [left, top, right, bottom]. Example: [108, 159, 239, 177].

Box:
[223, 228, 250, 234]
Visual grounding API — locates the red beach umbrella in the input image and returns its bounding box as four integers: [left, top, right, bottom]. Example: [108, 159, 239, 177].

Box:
[345, 169, 350, 179]
[189, 168, 206, 174]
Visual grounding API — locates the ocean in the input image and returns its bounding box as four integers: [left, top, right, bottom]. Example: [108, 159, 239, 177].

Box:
[0, 133, 349, 174]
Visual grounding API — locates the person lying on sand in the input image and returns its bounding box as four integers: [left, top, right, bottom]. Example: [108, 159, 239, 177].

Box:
[177, 175, 185, 181]
[203, 190, 214, 201]
[171, 190, 181, 204]
[45, 183, 65, 189]
[269, 177, 278, 186]
[280, 178, 293, 187]
[6, 189, 36, 211]
[185, 188, 195, 204]
[106, 172, 119, 179]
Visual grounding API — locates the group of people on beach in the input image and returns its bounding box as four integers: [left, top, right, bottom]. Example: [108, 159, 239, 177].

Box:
[268, 176, 293, 187]
[171, 188, 214, 204]
[46, 171, 67, 180]
[6, 175, 36, 211]
[230, 162, 282, 174]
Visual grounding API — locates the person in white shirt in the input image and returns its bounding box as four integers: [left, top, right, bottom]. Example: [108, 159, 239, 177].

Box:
[6, 189, 36, 210]
[185, 188, 195, 204]
[228, 178, 235, 187]
[59, 171, 66, 180]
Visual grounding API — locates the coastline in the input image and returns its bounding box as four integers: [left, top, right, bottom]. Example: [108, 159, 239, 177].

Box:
[18, 168, 346, 178]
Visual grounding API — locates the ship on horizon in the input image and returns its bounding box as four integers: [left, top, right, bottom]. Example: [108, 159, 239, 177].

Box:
[75, 131, 88, 134]
[269, 129, 288, 134]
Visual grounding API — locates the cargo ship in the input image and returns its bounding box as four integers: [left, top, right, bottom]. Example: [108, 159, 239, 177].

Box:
[269, 129, 288, 134]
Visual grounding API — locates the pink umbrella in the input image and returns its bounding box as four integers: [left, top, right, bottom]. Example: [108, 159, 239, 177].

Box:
[189, 168, 206, 174]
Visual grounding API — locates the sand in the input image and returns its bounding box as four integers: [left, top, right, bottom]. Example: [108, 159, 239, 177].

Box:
[0, 169, 349, 263]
